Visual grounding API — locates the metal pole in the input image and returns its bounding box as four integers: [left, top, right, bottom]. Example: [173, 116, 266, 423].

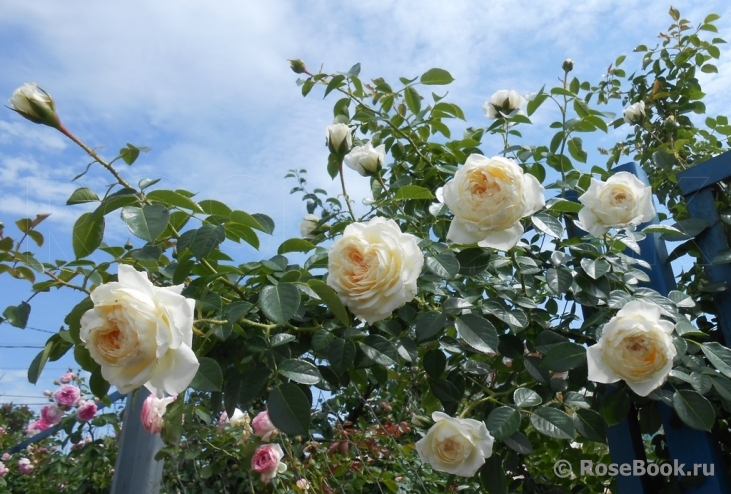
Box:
[110, 387, 164, 494]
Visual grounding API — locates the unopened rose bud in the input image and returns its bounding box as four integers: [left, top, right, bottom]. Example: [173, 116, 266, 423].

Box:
[562, 58, 574, 72]
[665, 115, 676, 126]
[326, 123, 353, 155]
[289, 59, 308, 74]
[124, 240, 133, 250]
[8, 83, 61, 129]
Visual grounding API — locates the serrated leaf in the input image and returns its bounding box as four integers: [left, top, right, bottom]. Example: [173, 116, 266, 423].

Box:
[146, 189, 203, 212]
[546, 268, 572, 295]
[277, 359, 322, 385]
[673, 389, 714, 431]
[486, 406, 521, 440]
[393, 185, 434, 200]
[278, 238, 316, 255]
[189, 357, 222, 392]
[359, 335, 398, 366]
[532, 213, 564, 238]
[404, 86, 421, 114]
[328, 338, 356, 375]
[530, 407, 574, 439]
[121, 204, 170, 243]
[267, 383, 310, 435]
[306, 279, 350, 327]
[420, 68, 455, 85]
[581, 258, 610, 279]
[542, 342, 586, 371]
[573, 409, 607, 443]
[72, 212, 104, 259]
[66, 187, 100, 205]
[260, 283, 301, 325]
[415, 311, 449, 343]
[455, 314, 499, 354]
[3, 302, 30, 329]
[514, 388, 542, 408]
[701, 342, 731, 378]
[426, 252, 460, 279]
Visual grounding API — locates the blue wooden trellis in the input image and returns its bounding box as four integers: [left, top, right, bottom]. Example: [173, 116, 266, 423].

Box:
[566, 160, 731, 493]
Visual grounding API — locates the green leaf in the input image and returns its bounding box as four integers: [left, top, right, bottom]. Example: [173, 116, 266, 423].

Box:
[455, 248, 491, 275]
[513, 388, 542, 408]
[602, 388, 630, 426]
[673, 389, 714, 431]
[72, 212, 105, 259]
[146, 189, 203, 212]
[121, 204, 170, 243]
[530, 407, 574, 439]
[119, 143, 148, 165]
[423, 349, 446, 378]
[455, 314, 499, 354]
[89, 368, 110, 398]
[189, 357, 223, 392]
[415, 311, 449, 343]
[480, 453, 507, 494]
[225, 223, 260, 249]
[66, 187, 100, 205]
[278, 359, 322, 385]
[573, 409, 607, 443]
[328, 338, 356, 375]
[393, 185, 434, 200]
[359, 335, 398, 366]
[701, 64, 718, 74]
[548, 199, 583, 213]
[581, 258, 610, 279]
[420, 68, 455, 85]
[502, 431, 533, 455]
[251, 213, 275, 234]
[701, 342, 731, 378]
[178, 224, 226, 259]
[199, 199, 231, 217]
[267, 383, 311, 435]
[486, 406, 521, 440]
[542, 342, 586, 371]
[278, 238, 316, 255]
[3, 302, 30, 328]
[546, 268, 572, 295]
[567, 137, 587, 163]
[404, 86, 421, 114]
[259, 283, 301, 325]
[430, 379, 461, 404]
[532, 213, 564, 238]
[238, 367, 272, 408]
[306, 279, 350, 327]
[426, 252, 460, 279]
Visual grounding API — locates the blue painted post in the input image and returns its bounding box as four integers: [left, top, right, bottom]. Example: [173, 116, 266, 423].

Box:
[677, 155, 731, 345]
[564, 189, 651, 494]
[110, 387, 164, 494]
[612, 161, 730, 494]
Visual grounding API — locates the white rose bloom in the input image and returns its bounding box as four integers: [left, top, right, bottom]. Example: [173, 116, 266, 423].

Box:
[587, 300, 676, 397]
[327, 217, 423, 324]
[482, 90, 526, 119]
[416, 412, 494, 477]
[623, 100, 646, 124]
[344, 142, 386, 176]
[326, 123, 353, 154]
[577, 172, 655, 237]
[438, 155, 545, 251]
[299, 214, 320, 238]
[80, 265, 199, 396]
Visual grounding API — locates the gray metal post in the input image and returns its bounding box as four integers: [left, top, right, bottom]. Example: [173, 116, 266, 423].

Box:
[111, 387, 164, 494]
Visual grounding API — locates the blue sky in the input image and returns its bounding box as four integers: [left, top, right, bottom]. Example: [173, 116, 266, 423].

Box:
[1, 0, 730, 410]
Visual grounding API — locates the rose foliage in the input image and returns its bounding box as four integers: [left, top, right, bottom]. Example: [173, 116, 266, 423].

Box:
[3, 8, 731, 494]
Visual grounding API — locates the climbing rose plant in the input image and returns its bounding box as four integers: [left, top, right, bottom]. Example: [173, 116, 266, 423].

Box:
[3, 8, 731, 494]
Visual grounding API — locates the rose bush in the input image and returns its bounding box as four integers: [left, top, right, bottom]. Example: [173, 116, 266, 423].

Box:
[2, 8, 731, 494]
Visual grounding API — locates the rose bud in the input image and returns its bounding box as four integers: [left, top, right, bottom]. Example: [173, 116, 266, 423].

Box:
[252, 411, 279, 442]
[289, 59, 308, 74]
[562, 58, 574, 72]
[326, 123, 353, 155]
[140, 394, 177, 434]
[8, 83, 61, 128]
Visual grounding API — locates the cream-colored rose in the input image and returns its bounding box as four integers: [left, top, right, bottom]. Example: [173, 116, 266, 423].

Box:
[416, 412, 494, 477]
[80, 265, 199, 396]
[438, 154, 545, 251]
[326, 123, 353, 155]
[8, 83, 60, 127]
[577, 172, 655, 237]
[623, 100, 646, 124]
[327, 217, 423, 324]
[344, 142, 385, 176]
[482, 90, 526, 119]
[299, 214, 320, 238]
[587, 300, 676, 397]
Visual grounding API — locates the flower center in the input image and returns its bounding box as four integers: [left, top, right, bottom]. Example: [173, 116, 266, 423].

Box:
[436, 436, 465, 463]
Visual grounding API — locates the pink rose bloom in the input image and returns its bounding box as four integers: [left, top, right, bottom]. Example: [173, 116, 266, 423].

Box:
[252, 411, 278, 442]
[41, 404, 64, 425]
[26, 419, 51, 437]
[0, 461, 8, 478]
[251, 443, 287, 484]
[59, 372, 76, 384]
[0, 426, 5, 435]
[141, 394, 176, 434]
[54, 385, 81, 407]
[76, 401, 98, 422]
[1, 453, 10, 461]
[18, 457, 33, 475]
